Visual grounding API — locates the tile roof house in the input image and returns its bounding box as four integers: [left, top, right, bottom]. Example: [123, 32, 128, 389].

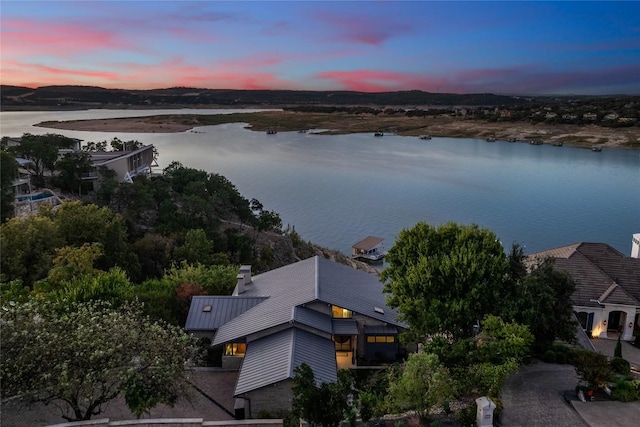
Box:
[529, 237, 640, 342]
[185, 256, 407, 418]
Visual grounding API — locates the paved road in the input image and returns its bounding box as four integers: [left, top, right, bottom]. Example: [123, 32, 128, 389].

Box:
[500, 363, 587, 427]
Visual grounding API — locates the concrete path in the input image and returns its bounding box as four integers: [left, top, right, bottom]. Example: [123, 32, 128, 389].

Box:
[500, 363, 587, 427]
[571, 400, 640, 427]
[590, 337, 640, 370]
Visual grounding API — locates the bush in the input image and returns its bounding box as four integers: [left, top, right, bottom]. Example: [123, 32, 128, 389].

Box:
[555, 352, 567, 364]
[550, 342, 570, 354]
[455, 405, 476, 427]
[572, 350, 615, 388]
[612, 379, 640, 402]
[542, 350, 557, 363]
[610, 357, 631, 375]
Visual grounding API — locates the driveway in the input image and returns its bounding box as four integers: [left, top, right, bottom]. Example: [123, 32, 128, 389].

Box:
[500, 363, 587, 427]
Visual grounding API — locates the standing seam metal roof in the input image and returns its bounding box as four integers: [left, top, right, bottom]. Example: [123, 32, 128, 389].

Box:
[185, 296, 268, 331]
[212, 256, 405, 346]
[234, 327, 337, 396]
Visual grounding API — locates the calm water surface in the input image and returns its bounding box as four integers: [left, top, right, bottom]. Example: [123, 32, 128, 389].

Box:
[2, 109, 638, 256]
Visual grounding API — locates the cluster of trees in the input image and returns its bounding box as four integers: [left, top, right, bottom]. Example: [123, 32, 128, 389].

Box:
[1, 148, 297, 421]
[292, 222, 576, 425]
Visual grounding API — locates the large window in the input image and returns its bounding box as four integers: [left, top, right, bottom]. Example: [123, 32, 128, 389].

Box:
[333, 335, 353, 352]
[224, 343, 246, 356]
[332, 305, 352, 318]
[366, 335, 395, 343]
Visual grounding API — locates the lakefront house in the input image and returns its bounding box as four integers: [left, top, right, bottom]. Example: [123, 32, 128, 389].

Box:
[529, 234, 640, 342]
[185, 256, 407, 418]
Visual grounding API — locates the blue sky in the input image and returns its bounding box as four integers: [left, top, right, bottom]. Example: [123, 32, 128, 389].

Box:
[2, 1, 639, 95]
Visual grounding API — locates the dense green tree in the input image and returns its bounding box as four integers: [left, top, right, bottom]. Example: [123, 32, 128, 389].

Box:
[381, 222, 509, 340]
[386, 352, 454, 420]
[47, 268, 134, 307]
[504, 258, 577, 352]
[132, 233, 176, 280]
[52, 151, 93, 194]
[47, 243, 103, 287]
[162, 262, 238, 295]
[292, 364, 353, 427]
[1, 150, 18, 222]
[9, 133, 77, 185]
[0, 299, 198, 421]
[475, 315, 534, 364]
[174, 228, 214, 265]
[53, 202, 141, 280]
[0, 214, 62, 285]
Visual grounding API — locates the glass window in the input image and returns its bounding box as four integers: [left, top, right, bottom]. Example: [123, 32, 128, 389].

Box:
[224, 342, 246, 356]
[333, 335, 353, 351]
[366, 335, 396, 343]
[332, 305, 352, 318]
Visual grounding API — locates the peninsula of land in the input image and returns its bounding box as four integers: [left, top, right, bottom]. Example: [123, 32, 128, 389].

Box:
[36, 110, 639, 149]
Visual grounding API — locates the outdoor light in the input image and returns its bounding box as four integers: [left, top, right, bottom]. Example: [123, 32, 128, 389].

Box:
[603, 320, 607, 325]
[629, 322, 633, 328]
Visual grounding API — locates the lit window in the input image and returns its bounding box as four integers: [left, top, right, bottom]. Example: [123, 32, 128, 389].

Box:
[367, 335, 395, 343]
[332, 306, 352, 318]
[224, 343, 246, 356]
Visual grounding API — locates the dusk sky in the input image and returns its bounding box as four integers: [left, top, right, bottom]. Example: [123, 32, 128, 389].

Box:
[2, 1, 639, 95]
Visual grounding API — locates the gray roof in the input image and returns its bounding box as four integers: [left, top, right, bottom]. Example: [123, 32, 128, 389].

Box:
[234, 328, 337, 396]
[293, 306, 333, 334]
[332, 319, 359, 335]
[353, 236, 384, 251]
[185, 296, 267, 331]
[212, 256, 405, 346]
[529, 242, 640, 308]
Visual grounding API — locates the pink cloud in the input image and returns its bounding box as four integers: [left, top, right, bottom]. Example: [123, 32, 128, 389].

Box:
[1, 19, 127, 57]
[316, 70, 448, 92]
[313, 11, 412, 46]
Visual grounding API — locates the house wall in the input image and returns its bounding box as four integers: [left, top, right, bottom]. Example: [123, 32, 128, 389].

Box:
[242, 380, 294, 418]
[575, 304, 637, 341]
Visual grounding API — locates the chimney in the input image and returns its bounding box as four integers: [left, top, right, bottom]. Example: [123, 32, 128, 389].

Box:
[236, 273, 245, 294]
[240, 265, 252, 285]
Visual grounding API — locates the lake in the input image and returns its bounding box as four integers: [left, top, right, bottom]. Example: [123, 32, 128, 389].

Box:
[2, 109, 639, 257]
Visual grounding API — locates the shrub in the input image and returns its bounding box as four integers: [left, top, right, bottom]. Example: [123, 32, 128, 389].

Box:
[455, 405, 476, 427]
[542, 350, 557, 363]
[614, 336, 622, 358]
[555, 352, 567, 364]
[572, 350, 615, 388]
[550, 342, 570, 354]
[610, 357, 631, 375]
[612, 379, 640, 402]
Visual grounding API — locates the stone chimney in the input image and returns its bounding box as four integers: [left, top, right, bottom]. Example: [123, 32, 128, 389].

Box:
[236, 273, 246, 294]
[240, 265, 252, 285]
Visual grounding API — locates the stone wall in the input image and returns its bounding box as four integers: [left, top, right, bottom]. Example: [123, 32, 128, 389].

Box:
[243, 380, 294, 417]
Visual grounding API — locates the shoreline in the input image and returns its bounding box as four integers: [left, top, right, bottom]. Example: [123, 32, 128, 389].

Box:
[34, 111, 640, 149]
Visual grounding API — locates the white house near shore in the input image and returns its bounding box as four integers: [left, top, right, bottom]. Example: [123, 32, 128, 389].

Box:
[529, 234, 640, 342]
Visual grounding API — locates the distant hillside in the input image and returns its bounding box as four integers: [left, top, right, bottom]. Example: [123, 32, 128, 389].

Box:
[1, 85, 534, 110]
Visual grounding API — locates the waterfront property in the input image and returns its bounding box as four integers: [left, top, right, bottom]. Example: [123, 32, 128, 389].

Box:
[185, 256, 407, 417]
[352, 236, 387, 262]
[82, 144, 157, 191]
[529, 234, 640, 342]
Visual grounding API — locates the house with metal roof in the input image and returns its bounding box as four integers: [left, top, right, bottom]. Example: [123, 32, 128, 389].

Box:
[529, 238, 640, 342]
[185, 256, 407, 418]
